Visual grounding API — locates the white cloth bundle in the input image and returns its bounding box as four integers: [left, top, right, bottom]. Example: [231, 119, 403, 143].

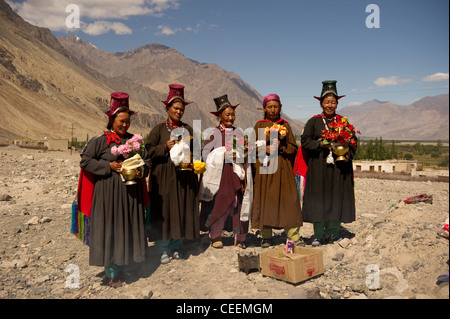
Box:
[198, 146, 253, 222]
[120, 153, 145, 181]
[170, 140, 191, 166]
[198, 147, 226, 201]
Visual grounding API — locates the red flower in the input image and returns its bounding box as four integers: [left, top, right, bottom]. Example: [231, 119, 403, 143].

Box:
[320, 117, 361, 146]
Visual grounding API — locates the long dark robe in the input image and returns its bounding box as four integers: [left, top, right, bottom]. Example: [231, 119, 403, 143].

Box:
[80, 132, 151, 267]
[145, 121, 200, 241]
[200, 126, 248, 235]
[251, 119, 303, 229]
[300, 114, 357, 223]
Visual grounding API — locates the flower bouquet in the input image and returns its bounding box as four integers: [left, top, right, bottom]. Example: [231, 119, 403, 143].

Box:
[225, 136, 250, 153]
[111, 134, 145, 185]
[320, 116, 360, 163]
[224, 135, 250, 164]
[193, 160, 206, 174]
[265, 123, 288, 139]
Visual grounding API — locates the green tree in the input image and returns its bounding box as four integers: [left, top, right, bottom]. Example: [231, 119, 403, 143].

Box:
[389, 140, 397, 159]
[366, 140, 375, 160]
[404, 153, 413, 160]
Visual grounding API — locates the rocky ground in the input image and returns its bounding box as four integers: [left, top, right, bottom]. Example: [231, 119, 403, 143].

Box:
[0, 146, 448, 300]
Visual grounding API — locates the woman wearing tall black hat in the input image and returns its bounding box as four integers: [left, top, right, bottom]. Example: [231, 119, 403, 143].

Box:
[145, 84, 200, 264]
[75, 92, 151, 287]
[199, 94, 252, 249]
[301, 81, 357, 246]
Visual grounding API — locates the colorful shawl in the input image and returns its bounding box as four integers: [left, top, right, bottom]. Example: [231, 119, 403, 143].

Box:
[403, 194, 433, 204]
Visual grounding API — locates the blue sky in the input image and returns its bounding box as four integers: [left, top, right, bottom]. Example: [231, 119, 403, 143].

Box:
[7, 0, 449, 120]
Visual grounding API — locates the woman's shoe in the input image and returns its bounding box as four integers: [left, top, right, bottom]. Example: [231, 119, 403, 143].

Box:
[211, 238, 223, 249]
[311, 238, 324, 247]
[294, 238, 306, 247]
[108, 277, 122, 288]
[261, 238, 272, 248]
[160, 252, 170, 264]
[234, 239, 247, 249]
[172, 251, 183, 260]
[328, 235, 343, 243]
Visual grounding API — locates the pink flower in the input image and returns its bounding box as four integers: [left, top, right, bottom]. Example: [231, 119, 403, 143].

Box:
[133, 134, 143, 143]
[131, 141, 141, 151]
[111, 145, 120, 156]
[110, 134, 143, 158]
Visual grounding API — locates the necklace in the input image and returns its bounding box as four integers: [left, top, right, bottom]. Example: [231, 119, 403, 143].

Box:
[218, 124, 234, 136]
[320, 112, 341, 131]
[321, 115, 335, 131]
[164, 121, 186, 140]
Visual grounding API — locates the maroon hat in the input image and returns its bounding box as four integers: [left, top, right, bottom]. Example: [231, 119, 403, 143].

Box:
[162, 84, 192, 106]
[105, 92, 136, 117]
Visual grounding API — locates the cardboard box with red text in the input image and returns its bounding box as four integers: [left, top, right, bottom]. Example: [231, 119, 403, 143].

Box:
[260, 245, 324, 284]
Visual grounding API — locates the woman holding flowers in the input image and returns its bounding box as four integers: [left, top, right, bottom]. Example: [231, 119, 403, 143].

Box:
[79, 92, 151, 287]
[199, 94, 252, 249]
[252, 94, 303, 248]
[145, 84, 200, 264]
[301, 81, 358, 246]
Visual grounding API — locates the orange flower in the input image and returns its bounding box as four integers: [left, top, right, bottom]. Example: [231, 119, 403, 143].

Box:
[265, 123, 288, 139]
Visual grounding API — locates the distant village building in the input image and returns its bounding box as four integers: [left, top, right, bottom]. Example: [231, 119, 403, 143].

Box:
[13, 138, 68, 151]
[46, 139, 68, 151]
[353, 160, 421, 175]
[14, 138, 46, 149]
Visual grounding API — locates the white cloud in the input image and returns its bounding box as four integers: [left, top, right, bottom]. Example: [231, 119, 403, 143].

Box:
[155, 25, 182, 36]
[6, 0, 180, 35]
[156, 21, 208, 36]
[83, 21, 132, 36]
[374, 75, 414, 87]
[347, 102, 362, 107]
[421, 72, 449, 82]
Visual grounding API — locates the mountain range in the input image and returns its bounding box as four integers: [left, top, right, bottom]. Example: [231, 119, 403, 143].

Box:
[0, 0, 448, 144]
[339, 94, 449, 140]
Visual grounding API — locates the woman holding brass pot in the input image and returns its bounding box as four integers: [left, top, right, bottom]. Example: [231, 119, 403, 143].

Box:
[79, 92, 151, 287]
[300, 81, 357, 247]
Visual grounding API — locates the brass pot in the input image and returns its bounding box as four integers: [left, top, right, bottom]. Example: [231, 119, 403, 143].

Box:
[332, 144, 349, 161]
[176, 163, 192, 171]
[121, 168, 137, 185]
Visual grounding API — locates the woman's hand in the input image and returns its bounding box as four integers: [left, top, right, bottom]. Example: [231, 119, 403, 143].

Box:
[136, 167, 143, 178]
[266, 139, 279, 155]
[344, 152, 351, 162]
[110, 160, 122, 173]
[165, 139, 176, 153]
[319, 139, 331, 149]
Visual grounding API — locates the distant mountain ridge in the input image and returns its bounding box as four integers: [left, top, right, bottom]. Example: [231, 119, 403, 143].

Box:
[0, 0, 448, 144]
[58, 34, 305, 134]
[339, 94, 449, 140]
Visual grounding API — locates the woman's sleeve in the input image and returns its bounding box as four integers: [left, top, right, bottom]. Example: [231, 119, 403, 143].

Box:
[348, 135, 358, 160]
[279, 122, 298, 156]
[140, 145, 152, 178]
[301, 118, 321, 152]
[80, 137, 111, 176]
[146, 126, 167, 160]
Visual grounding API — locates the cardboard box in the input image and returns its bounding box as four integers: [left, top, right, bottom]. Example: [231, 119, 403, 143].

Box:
[260, 245, 324, 284]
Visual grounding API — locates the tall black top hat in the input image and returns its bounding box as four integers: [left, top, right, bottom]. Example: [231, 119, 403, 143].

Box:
[211, 94, 239, 116]
[314, 80, 346, 101]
